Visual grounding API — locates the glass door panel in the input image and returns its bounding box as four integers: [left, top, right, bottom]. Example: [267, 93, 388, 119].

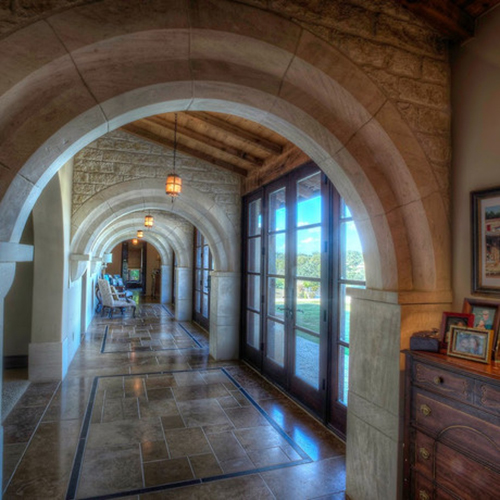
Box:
[266, 319, 285, 367]
[294, 330, 320, 389]
[263, 183, 288, 383]
[243, 195, 264, 365]
[193, 229, 211, 331]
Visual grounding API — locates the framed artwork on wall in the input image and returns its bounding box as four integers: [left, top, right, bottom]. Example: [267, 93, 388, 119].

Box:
[471, 186, 500, 295]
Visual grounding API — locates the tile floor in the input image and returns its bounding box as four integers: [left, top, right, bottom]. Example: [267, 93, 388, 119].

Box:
[3, 303, 346, 499]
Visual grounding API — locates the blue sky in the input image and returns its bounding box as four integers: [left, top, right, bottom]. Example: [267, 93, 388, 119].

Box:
[271, 196, 363, 255]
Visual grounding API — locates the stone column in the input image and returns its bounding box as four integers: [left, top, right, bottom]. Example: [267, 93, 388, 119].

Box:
[161, 265, 173, 304]
[0, 252, 30, 491]
[345, 287, 450, 500]
[174, 267, 192, 321]
[209, 271, 240, 360]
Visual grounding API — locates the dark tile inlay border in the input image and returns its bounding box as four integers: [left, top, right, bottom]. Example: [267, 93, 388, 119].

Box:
[65, 368, 311, 500]
[100, 320, 204, 354]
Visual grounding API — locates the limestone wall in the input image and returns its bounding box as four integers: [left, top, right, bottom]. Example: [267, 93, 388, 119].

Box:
[71, 129, 242, 234]
[1, 0, 451, 214]
[242, 0, 451, 210]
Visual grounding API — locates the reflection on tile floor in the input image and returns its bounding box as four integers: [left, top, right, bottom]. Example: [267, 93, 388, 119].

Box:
[71, 369, 310, 499]
[3, 302, 346, 499]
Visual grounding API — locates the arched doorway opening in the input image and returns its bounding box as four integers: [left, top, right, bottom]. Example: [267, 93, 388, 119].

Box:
[0, 4, 452, 498]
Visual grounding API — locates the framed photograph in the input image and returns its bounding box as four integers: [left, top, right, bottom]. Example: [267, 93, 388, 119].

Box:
[462, 298, 500, 358]
[439, 312, 474, 346]
[448, 326, 494, 363]
[471, 187, 500, 295]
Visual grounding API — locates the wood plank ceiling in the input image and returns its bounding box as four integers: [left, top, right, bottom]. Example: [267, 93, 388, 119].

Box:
[121, 2, 500, 184]
[393, 0, 500, 41]
[122, 111, 305, 180]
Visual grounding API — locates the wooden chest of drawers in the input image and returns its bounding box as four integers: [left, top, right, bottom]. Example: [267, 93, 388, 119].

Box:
[404, 351, 500, 500]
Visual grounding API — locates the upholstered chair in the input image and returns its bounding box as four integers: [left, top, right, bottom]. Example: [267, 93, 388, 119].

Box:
[98, 279, 136, 318]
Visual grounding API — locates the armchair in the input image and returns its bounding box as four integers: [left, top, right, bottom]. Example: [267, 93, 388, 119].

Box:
[98, 279, 136, 318]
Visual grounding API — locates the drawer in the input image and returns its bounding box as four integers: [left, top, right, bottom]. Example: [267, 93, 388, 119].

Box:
[475, 380, 500, 417]
[413, 391, 500, 469]
[413, 362, 474, 404]
[413, 431, 434, 477]
[434, 439, 500, 500]
[413, 471, 434, 500]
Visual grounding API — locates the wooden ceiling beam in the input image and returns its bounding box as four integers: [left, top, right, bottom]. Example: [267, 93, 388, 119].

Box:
[143, 116, 265, 169]
[393, 0, 475, 40]
[186, 111, 283, 156]
[121, 124, 249, 177]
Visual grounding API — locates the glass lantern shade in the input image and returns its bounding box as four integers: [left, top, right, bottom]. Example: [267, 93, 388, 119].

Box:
[137, 230, 144, 238]
[144, 215, 154, 228]
[165, 173, 182, 197]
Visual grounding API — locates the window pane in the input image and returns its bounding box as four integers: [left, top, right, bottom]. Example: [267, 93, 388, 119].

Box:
[266, 319, 285, 366]
[297, 172, 321, 227]
[340, 220, 365, 281]
[196, 246, 202, 267]
[338, 345, 349, 406]
[202, 294, 209, 319]
[267, 278, 285, 319]
[269, 188, 286, 232]
[296, 227, 321, 278]
[247, 311, 260, 349]
[247, 237, 261, 273]
[195, 291, 201, 313]
[247, 275, 261, 311]
[294, 330, 320, 389]
[203, 245, 210, 269]
[339, 284, 364, 343]
[248, 199, 262, 236]
[195, 270, 202, 292]
[268, 233, 285, 275]
[203, 270, 209, 290]
[341, 199, 352, 219]
[296, 281, 320, 333]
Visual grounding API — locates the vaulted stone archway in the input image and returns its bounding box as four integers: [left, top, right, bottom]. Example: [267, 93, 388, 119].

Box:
[0, 2, 452, 498]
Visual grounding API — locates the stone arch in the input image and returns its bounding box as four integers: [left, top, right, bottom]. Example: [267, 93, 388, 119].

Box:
[0, 3, 452, 498]
[0, 0, 449, 294]
[71, 180, 237, 273]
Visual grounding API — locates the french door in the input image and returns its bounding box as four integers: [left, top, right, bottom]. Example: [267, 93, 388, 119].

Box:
[242, 163, 365, 436]
[193, 229, 212, 330]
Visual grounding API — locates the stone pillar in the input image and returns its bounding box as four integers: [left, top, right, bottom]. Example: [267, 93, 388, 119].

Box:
[346, 288, 450, 500]
[161, 265, 173, 304]
[174, 267, 192, 321]
[0, 260, 25, 491]
[209, 271, 240, 360]
[30, 173, 68, 382]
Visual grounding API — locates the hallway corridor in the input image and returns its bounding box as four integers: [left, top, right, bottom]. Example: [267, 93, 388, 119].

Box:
[3, 303, 346, 499]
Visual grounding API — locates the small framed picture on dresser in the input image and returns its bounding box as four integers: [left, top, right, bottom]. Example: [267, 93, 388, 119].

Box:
[462, 298, 500, 359]
[448, 326, 494, 363]
[439, 312, 474, 347]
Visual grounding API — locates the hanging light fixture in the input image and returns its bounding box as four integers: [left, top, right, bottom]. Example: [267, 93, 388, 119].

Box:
[165, 113, 182, 198]
[137, 230, 144, 239]
[132, 238, 138, 245]
[144, 214, 154, 228]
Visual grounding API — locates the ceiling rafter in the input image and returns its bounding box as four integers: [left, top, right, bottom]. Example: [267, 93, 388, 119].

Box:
[143, 116, 265, 169]
[121, 123, 249, 177]
[186, 111, 283, 156]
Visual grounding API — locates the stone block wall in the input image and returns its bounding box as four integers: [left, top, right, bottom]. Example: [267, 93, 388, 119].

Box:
[241, 0, 451, 210]
[2, 0, 450, 211]
[72, 129, 242, 232]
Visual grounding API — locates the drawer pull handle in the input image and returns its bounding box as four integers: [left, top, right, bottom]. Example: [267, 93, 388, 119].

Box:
[419, 447, 430, 460]
[419, 490, 430, 500]
[433, 376, 443, 385]
[420, 404, 432, 417]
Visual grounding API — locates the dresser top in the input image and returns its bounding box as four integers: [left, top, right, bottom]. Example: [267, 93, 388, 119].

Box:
[405, 350, 500, 384]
